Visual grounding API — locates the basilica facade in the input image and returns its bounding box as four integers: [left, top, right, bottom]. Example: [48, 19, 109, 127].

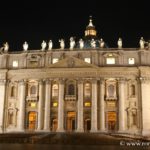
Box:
[0, 18, 150, 136]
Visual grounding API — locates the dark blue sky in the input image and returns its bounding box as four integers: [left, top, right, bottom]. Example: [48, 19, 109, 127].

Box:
[0, 0, 149, 50]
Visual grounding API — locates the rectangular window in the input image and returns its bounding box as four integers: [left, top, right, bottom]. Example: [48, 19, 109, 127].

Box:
[12, 60, 18, 67]
[53, 102, 58, 107]
[84, 58, 91, 63]
[29, 102, 36, 108]
[52, 58, 59, 64]
[128, 58, 135, 65]
[84, 102, 91, 107]
[106, 58, 115, 64]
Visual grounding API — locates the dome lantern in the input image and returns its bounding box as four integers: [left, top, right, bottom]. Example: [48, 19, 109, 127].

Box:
[85, 16, 97, 37]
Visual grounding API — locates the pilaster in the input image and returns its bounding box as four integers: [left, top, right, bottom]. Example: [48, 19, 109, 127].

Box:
[0, 79, 6, 133]
[118, 78, 126, 132]
[76, 79, 84, 132]
[17, 80, 26, 132]
[57, 78, 65, 132]
[44, 79, 51, 131]
[91, 79, 98, 132]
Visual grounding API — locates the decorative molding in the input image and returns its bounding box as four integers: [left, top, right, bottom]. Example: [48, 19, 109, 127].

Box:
[102, 52, 121, 57]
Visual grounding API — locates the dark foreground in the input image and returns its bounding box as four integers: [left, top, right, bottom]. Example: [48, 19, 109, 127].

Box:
[0, 144, 149, 150]
[0, 133, 150, 149]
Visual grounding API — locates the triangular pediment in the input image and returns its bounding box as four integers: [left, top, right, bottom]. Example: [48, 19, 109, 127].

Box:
[49, 56, 99, 69]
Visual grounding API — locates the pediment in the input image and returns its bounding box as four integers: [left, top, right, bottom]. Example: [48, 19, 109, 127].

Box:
[49, 56, 99, 69]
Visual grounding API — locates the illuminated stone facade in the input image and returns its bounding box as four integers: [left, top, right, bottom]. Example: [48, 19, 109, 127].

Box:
[0, 18, 150, 136]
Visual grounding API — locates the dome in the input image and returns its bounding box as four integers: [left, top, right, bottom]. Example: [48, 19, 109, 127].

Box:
[76, 16, 108, 49]
[85, 16, 97, 37]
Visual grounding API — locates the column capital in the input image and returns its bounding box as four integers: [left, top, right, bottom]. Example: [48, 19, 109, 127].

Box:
[100, 78, 105, 84]
[18, 79, 26, 85]
[118, 78, 127, 83]
[58, 78, 65, 84]
[0, 79, 6, 85]
[45, 78, 52, 84]
[138, 77, 150, 84]
[39, 79, 44, 85]
[91, 78, 97, 84]
[78, 78, 84, 84]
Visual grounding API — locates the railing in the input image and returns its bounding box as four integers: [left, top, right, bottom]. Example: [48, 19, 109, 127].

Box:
[65, 95, 76, 101]
[26, 96, 38, 101]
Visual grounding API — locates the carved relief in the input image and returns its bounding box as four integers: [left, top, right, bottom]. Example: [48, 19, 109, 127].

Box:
[65, 101, 76, 110]
[67, 58, 75, 68]
[27, 54, 42, 68]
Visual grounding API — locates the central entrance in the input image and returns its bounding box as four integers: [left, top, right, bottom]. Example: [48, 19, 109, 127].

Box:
[28, 111, 37, 130]
[107, 111, 117, 131]
[66, 111, 76, 131]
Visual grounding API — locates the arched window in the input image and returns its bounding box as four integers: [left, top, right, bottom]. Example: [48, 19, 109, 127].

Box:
[30, 86, 36, 95]
[11, 86, 16, 97]
[108, 84, 114, 97]
[52, 83, 59, 97]
[84, 82, 91, 97]
[68, 84, 75, 95]
[131, 85, 135, 96]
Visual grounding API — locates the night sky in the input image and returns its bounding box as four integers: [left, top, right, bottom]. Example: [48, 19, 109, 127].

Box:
[0, 0, 149, 51]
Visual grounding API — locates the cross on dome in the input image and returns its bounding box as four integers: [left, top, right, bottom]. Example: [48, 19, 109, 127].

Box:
[88, 16, 94, 27]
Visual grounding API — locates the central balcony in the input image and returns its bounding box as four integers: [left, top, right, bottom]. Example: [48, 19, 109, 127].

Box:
[65, 95, 76, 101]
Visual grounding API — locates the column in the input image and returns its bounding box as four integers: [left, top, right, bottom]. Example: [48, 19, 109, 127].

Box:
[91, 79, 98, 132]
[18, 80, 26, 132]
[76, 79, 84, 132]
[44, 79, 51, 131]
[140, 77, 150, 136]
[37, 80, 44, 130]
[57, 79, 65, 132]
[118, 78, 126, 132]
[0, 80, 6, 133]
[99, 79, 105, 131]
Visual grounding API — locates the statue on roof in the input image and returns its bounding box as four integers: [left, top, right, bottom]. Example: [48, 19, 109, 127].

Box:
[48, 40, 53, 50]
[79, 39, 84, 49]
[139, 37, 145, 49]
[99, 38, 105, 48]
[59, 39, 65, 49]
[91, 39, 96, 48]
[148, 40, 150, 49]
[23, 41, 28, 51]
[70, 37, 75, 50]
[117, 38, 122, 49]
[3, 42, 9, 52]
[41, 40, 47, 51]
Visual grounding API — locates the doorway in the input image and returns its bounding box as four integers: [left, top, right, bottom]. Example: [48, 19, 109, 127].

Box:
[85, 119, 91, 132]
[51, 118, 58, 131]
[107, 111, 117, 131]
[28, 111, 37, 130]
[66, 111, 76, 131]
